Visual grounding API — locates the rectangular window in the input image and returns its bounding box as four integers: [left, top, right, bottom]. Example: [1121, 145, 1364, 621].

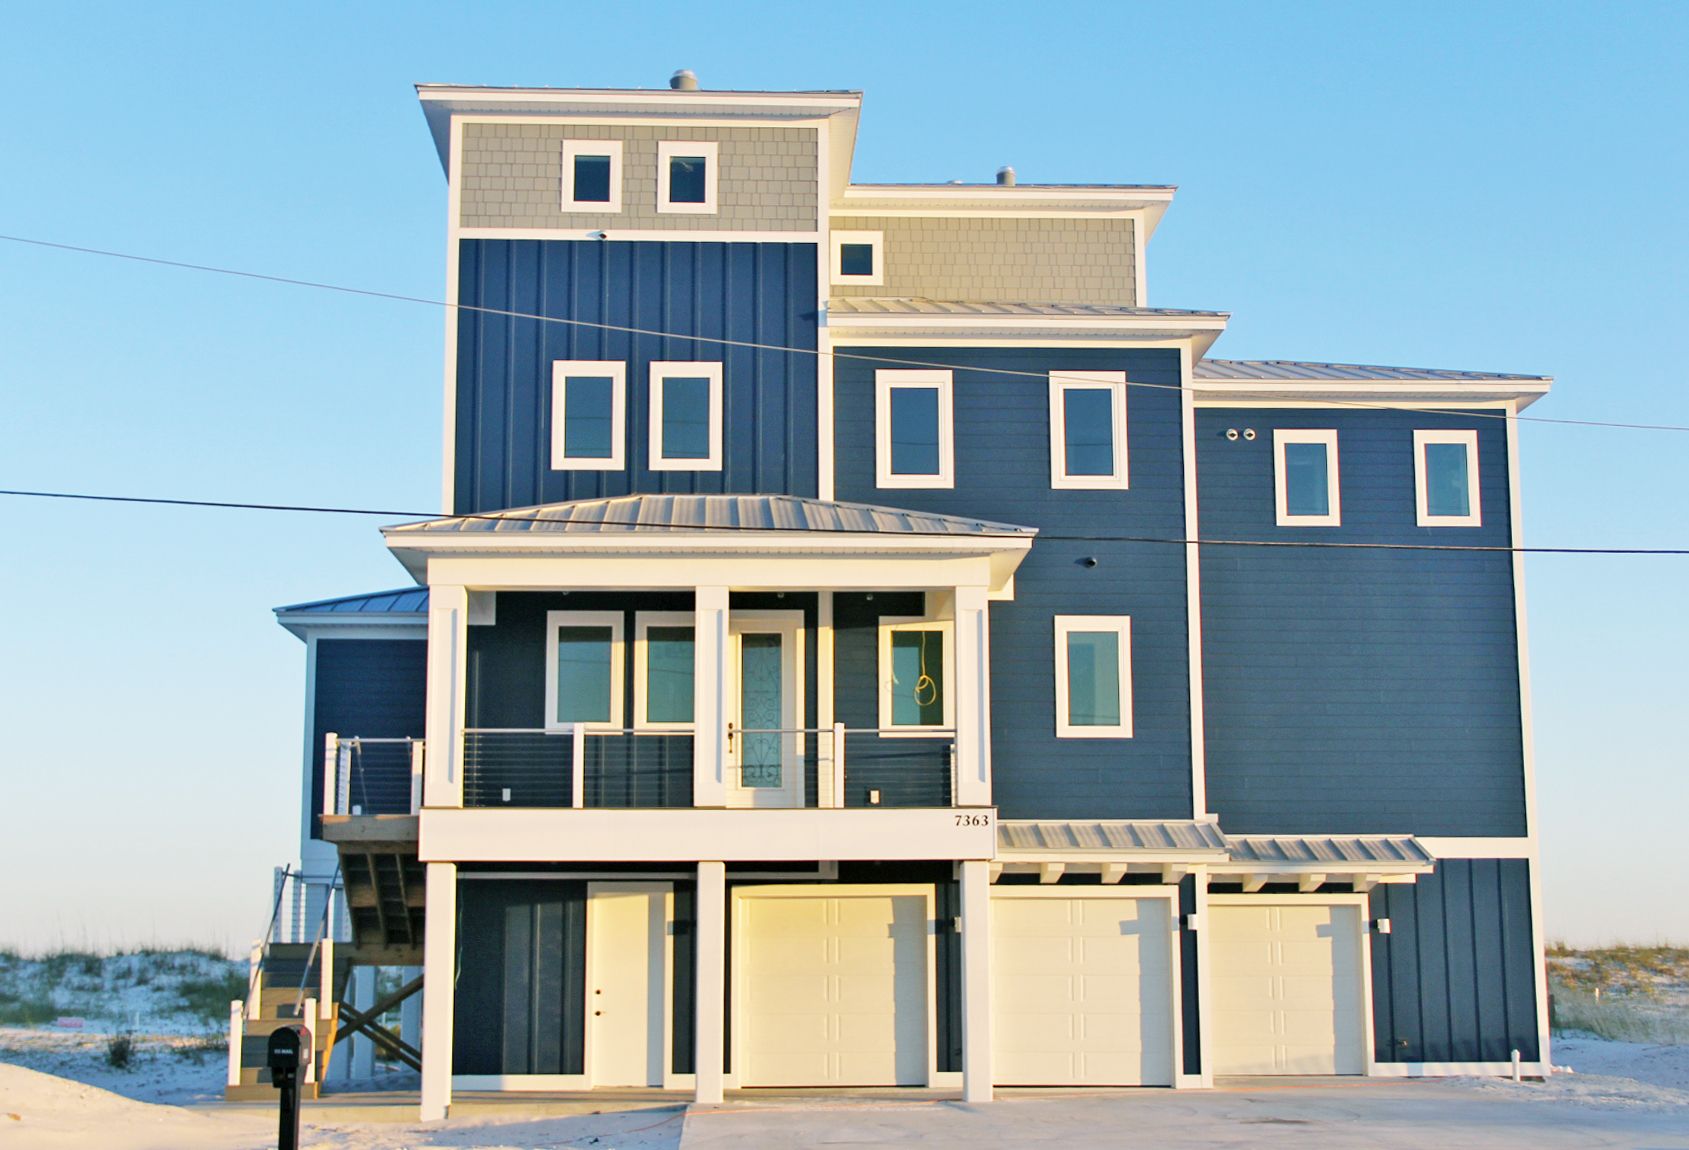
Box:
[649, 361, 724, 471]
[830, 230, 884, 286]
[635, 613, 694, 729]
[1414, 429, 1481, 526]
[560, 140, 623, 212]
[878, 618, 955, 734]
[545, 611, 625, 730]
[1273, 429, 1341, 526]
[1054, 616, 1133, 738]
[875, 369, 954, 488]
[1049, 371, 1129, 489]
[551, 361, 626, 471]
[657, 140, 719, 214]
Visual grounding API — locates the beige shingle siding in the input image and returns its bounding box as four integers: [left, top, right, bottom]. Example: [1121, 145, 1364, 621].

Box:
[829, 215, 1135, 305]
[458, 121, 819, 231]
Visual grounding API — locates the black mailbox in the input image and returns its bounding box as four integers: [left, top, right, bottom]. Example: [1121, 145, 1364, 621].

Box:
[266, 1025, 311, 1150]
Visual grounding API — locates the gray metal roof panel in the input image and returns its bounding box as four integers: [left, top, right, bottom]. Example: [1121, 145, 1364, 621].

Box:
[1195, 359, 1550, 383]
[1223, 835, 1433, 868]
[830, 297, 1227, 319]
[997, 820, 1230, 855]
[274, 588, 429, 616]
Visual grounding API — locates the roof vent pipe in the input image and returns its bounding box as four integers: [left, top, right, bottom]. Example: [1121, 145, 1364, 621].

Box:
[996, 165, 1016, 186]
[670, 69, 699, 91]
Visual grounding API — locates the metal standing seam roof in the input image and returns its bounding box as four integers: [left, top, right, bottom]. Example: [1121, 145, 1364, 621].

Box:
[274, 588, 428, 616]
[829, 297, 1228, 320]
[1194, 359, 1550, 383]
[997, 821, 1231, 855]
[1222, 835, 1433, 868]
[384, 494, 1038, 539]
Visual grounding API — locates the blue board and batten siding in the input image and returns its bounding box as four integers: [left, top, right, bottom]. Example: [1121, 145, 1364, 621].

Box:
[833, 347, 1194, 820]
[454, 239, 819, 515]
[309, 638, 427, 838]
[1196, 410, 1525, 835]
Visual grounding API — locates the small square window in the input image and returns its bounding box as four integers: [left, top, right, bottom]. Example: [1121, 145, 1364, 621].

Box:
[1054, 616, 1133, 738]
[657, 140, 719, 214]
[545, 611, 625, 730]
[1273, 429, 1341, 526]
[551, 361, 626, 471]
[1049, 371, 1129, 489]
[560, 140, 623, 212]
[875, 369, 954, 488]
[1414, 429, 1481, 526]
[830, 231, 885, 285]
[649, 361, 723, 471]
[878, 618, 955, 735]
[635, 613, 695, 729]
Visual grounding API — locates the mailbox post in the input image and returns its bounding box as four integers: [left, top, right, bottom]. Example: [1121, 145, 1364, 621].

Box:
[266, 1024, 311, 1150]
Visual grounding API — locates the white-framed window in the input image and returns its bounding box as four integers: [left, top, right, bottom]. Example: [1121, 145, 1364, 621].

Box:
[830, 230, 884, 286]
[878, 617, 956, 736]
[544, 611, 625, 731]
[875, 369, 954, 488]
[550, 360, 626, 471]
[657, 140, 719, 214]
[560, 139, 623, 212]
[1273, 428, 1341, 527]
[648, 361, 724, 471]
[1054, 615, 1133, 738]
[633, 612, 695, 730]
[1414, 429, 1481, 527]
[1049, 370, 1129, 489]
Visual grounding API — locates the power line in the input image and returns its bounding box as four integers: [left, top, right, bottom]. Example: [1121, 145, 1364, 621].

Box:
[3, 232, 1686, 435]
[3, 487, 1685, 556]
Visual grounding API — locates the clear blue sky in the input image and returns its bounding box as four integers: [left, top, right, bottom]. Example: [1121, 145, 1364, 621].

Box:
[1, 2, 1683, 952]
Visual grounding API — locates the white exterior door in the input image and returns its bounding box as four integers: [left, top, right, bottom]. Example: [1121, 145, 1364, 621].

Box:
[1210, 902, 1366, 1075]
[726, 612, 804, 808]
[991, 894, 1176, 1086]
[586, 885, 668, 1086]
[738, 891, 929, 1086]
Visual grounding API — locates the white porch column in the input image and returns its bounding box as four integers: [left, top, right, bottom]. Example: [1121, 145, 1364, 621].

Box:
[693, 587, 730, 808]
[424, 584, 469, 809]
[959, 859, 994, 1102]
[953, 585, 993, 807]
[694, 860, 727, 1104]
[419, 862, 457, 1121]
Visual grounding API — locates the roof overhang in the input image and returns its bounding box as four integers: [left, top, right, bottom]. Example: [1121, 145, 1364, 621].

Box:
[825, 309, 1228, 356]
[835, 185, 1174, 235]
[1210, 834, 1435, 892]
[1191, 378, 1552, 411]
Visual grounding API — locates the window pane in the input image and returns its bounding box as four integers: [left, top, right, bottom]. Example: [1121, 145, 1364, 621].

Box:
[668, 155, 708, 204]
[739, 633, 783, 787]
[890, 630, 945, 726]
[840, 243, 875, 277]
[1284, 441, 1330, 516]
[646, 626, 694, 724]
[1066, 631, 1122, 727]
[889, 387, 941, 475]
[660, 376, 712, 460]
[572, 154, 612, 203]
[563, 376, 615, 459]
[1063, 387, 1116, 476]
[555, 626, 613, 724]
[1425, 441, 1471, 518]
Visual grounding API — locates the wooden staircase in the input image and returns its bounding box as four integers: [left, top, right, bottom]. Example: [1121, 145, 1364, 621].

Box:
[224, 943, 349, 1101]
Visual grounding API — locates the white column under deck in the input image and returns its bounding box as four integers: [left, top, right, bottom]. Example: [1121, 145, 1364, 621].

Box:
[424, 584, 469, 808]
[958, 858, 994, 1102]
[694, 860, 727, 1104]
[418, 861, 457, 1121]
[952, 585, 993, 807]
[693, 587, 730, 808]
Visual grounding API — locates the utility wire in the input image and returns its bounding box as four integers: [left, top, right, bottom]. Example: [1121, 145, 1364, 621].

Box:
[3, 232, 1686, 435]
[3, 487, 1685, 555]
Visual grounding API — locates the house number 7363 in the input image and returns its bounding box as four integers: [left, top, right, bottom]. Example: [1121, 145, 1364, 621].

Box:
[954, 813, 990, 827]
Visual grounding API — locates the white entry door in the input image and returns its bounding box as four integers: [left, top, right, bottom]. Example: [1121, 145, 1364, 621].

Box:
[991, 893, 1177, 1085]
[1210, 902, 1365, 1075]
[727, 612, 804, 808]
[586, 884, 669, 1086]
[738, 890, 930, 1086]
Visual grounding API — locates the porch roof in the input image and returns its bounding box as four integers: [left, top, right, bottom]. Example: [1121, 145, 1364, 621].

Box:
[997, 819, 1231, 860]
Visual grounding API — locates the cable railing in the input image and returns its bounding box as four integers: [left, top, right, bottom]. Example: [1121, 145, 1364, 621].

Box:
[463, 728, 694, 809]
[322, 735, 424, 817]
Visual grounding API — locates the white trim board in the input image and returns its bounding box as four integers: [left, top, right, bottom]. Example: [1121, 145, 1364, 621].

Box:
[1272, 428, 1341, 527]
[874, 369, 955, 489]
[1413, 428, 1481, 527]
[648, 360, 724, 471]
[1048, 371, 1129, 490]
[1052, 615, 1133, 739]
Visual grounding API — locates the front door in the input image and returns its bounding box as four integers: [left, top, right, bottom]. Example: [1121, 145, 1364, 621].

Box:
[727, 612, 805, 808]
[586, 884, 669, 1086]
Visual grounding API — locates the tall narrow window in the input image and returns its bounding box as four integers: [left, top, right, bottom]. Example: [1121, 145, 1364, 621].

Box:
[879, 618, 955, 734]
[560, 140, 623, 212]
[635, 613, 695, 729]
[1049, 371, 1129, 489]
[830, 231, 885, 286]
[551, 361, 626, 471]
[1054, 616, 1133, 738]
[1273, 429, 1341, 526]
[649, 361, 723, 471]
[545, 611, 625, 730]
[1414, 429, 1481, 526]
[657, 140, 719, 214]
[875, 369, 954, 488]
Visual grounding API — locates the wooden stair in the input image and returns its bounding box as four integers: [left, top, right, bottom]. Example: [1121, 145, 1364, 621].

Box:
[224, 943, 349, 1101]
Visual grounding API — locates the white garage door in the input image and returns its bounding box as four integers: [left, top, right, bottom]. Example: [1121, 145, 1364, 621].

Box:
[739, 892, 929, 1086]
[992, 895, 1176, 1086]
[1211, 903, 1365, 1075]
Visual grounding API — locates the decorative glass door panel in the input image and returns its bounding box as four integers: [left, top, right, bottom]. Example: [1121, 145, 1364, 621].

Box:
[727, 613, 805, 808]
[739, 634, 785, 790]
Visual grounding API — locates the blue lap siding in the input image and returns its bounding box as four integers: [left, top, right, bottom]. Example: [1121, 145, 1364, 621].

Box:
[1195, 409, 1525, 835]
[833, 347, 1193, 820]
[309, 638, 427, 838]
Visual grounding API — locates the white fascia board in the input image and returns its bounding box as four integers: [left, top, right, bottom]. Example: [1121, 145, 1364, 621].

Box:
[274, 616, 428, 642]
[417, 86, 862, 111]
[840, 185, 1175, 205]
[825, 313, 1226, 331]
[829, 323, 1226, 359]
[995, 848, 1228, 865]
[418, 805, 996, 863]
[1192, 380, 1552, 409]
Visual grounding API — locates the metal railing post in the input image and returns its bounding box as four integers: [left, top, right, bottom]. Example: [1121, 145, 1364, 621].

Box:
[321, 734, 339, 818]
[303, 997, 318, 1085]
[410, 739, 426, 814]
[571, 724, 586, 809]
[246, 940, 263, 1021]
[226, 1000, 243, 1087]
[832, 722, 847, 809]
[337, 740, 354, 816]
